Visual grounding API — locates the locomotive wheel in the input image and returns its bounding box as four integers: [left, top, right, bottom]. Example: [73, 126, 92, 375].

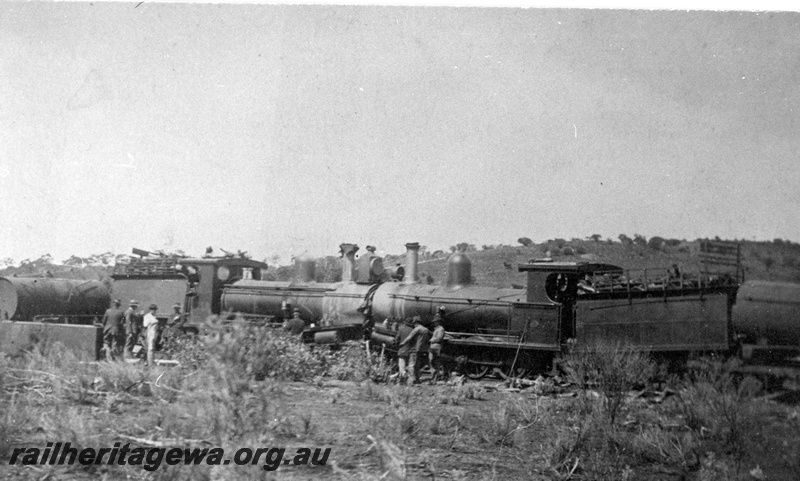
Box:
[465, 363, 490, 380]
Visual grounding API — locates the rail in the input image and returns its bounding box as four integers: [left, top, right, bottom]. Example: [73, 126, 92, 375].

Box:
[386, 293, 512, 307]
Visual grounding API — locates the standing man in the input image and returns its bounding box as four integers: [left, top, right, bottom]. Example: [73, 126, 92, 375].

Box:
[400, 316, 431, 385]
[123, 300, 142, 360]
[143, 304, 159, 367]
[281, 300, 293, 323]
[101, 299, 125, 361]
[429, 307, 447, 382]
[283, 308, 305, 337]
[170, 303, 183, 326]
[394, 318, 414, 385]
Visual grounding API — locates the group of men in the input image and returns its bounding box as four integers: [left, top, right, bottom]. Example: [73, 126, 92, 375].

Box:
[394, 306, 447, 385]
[100, 299, 183, 366]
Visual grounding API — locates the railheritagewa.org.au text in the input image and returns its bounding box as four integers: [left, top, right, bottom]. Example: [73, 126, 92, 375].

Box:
[9, 442, 331, 471]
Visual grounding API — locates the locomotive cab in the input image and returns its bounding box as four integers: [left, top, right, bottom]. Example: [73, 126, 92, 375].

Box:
[519, 261, 599, 343]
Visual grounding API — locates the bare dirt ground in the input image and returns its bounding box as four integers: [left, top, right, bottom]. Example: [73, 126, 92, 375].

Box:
[3, 336, 800, 481]
[6, 372, 798, 481]
[245, 376, 800, 481]
[279, 378, 556, 480]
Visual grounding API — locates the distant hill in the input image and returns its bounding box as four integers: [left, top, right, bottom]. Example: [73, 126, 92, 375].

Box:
[0, 253, 123, 281]
[383, 238, 800, 288]
[2, 237, 798, 287]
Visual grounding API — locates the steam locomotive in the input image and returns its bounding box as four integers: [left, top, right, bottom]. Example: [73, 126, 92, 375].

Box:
[1, 242, 798, 378]
[219, 242, 800, 377]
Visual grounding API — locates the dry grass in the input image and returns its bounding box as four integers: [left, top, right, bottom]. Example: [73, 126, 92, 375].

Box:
[2, 335, 798, 480]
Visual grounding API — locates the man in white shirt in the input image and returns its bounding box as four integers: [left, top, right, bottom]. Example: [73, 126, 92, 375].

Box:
[143, 304, 159, 367]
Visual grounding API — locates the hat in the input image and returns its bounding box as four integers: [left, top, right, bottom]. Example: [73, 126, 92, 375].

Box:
[130, 300, 139, 306]
[173, 303, 182, 309]
[113, 299, 121, 305]
[149, 304, 158, 310]
[293, 308, 301, 313]
[437, 306, 446, 312]
[412, 315, 423, 324]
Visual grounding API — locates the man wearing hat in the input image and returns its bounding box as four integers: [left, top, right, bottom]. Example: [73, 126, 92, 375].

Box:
[170, 303, 184, 327]
[123, 300, 143, 360]
[283, 308, 305, 337]
[429, 307, 447, 382]
[100, 299, 125, 361]
[143, 304, 159, 366]
[399, 315, 431, 385]
[281, 300, 293, 322]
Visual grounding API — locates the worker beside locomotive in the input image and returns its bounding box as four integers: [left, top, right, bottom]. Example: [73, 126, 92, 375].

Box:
[100, 299, 125, 361]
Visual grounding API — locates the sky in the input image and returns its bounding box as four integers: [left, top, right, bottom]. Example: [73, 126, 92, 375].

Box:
[1, 2, 799, 264]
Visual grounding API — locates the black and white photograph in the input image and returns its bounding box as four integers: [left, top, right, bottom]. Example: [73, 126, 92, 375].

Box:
[1, 1, 799, 479]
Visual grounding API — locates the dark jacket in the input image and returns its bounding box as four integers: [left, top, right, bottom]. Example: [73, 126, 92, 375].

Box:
[395, 322, 414, 357]
[401, 324, 431, 354]
[284, 316, 305, 336]
[124, 307, 143, 334]
[101, 307, 125, 336]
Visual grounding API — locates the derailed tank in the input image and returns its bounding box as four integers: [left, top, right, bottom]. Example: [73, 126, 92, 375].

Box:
[221, 255, 339, 320]
[221, 245, 527, 333]
[0, 277, 110, 321]
[732, 280, 800, 346]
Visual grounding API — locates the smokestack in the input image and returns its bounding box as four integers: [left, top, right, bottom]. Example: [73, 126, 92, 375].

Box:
[292, 256, 316, 283]
[339, 243, 359, 283]
[404, 242, 420, 284]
